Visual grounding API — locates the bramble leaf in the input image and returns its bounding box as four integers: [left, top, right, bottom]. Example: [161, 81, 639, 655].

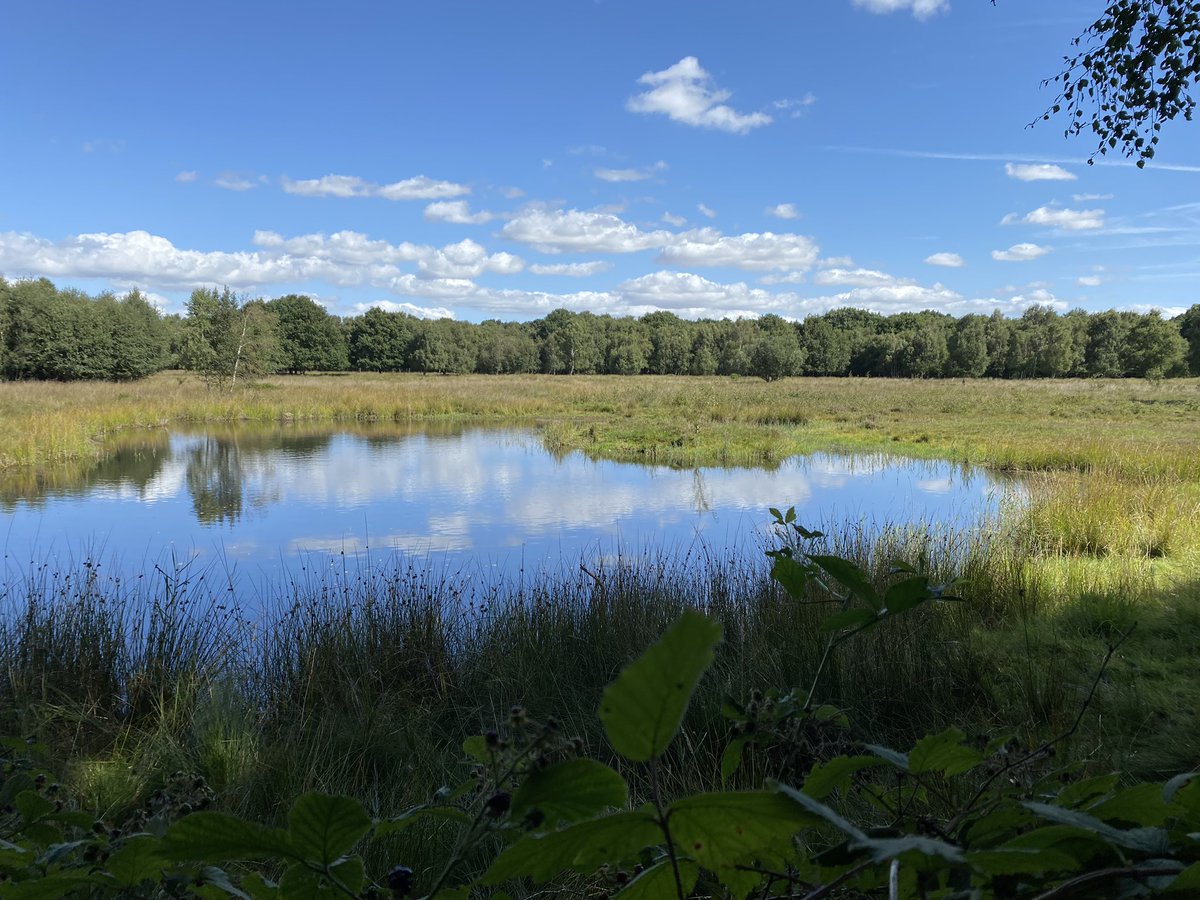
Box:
[809, 555, 880, 609]
[1022, 803, 1170, 855]
[1090, 783, 1170, 826]
[1164, 771, 1198, 807]
[483, 810, 660, 884]
[721, 735, 752, 785]
[599, 611, 722, 762]
[670, 790, 817, 878]
[907, 728, 983, 777]
[820, 608, 878, 634]
[802, 755, 885, 800]
[511, 758, 627, 825]
[14, 791, 54, 825]
[770, 554, 810, 600]
[1170, 862, 1200, 892]
[883, 576, 933, 615]
[104, 835, 164, 887]
[160, 813, 295, 862]
[967, 847, 1077, 876]
[287, 794, 371, 866]
[196, 865, 254, 899]
[773, 781, 867, 843]
[462, 735, 490, 763]
[614, 859, 698, 899]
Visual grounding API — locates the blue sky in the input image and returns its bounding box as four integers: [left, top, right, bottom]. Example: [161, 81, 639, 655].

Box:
[2, 0, 1198, 322]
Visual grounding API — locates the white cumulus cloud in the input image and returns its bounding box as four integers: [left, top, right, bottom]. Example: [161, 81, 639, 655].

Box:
[503, 209, 820, 274]
[1127, 304, 1188, 318]
[500, 209, 670, 254]
[697, 204, 718, 219]
[659, 229, 820, 273]
[350, 300, 455, 320]
[175, 170, 198, 183]
[615, 271, 796, 318]
[0, 227, 524, 298]
[1007, 205, 1105, 231]
[813, 267, 910, 288]
[992, 242, 1051, 262]
[424, 200, 494, 224]
[417, 239, 523, 278]
[925, 252, 965, 267]
[1005, 163, 1076, 181]
[627, 57, 771, 134]
[765, 203, 800, 220]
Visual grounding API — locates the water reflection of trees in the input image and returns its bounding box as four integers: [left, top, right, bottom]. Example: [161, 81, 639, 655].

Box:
[185, 436, 245, 526]
[182, 430, 342, 525]
[0, 433, 173, 510]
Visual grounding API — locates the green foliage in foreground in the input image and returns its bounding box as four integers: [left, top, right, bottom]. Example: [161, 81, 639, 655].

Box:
[2, 517, 1197, 898]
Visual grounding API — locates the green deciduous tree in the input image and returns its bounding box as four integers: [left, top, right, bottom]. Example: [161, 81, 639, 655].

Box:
[715, 318, 758, 376]
[267, 294, 349, 373]
[688, 323, 719, 376]
[0, 280, 168, 381]
[4, 281, 96, 379]
[347, 307, 413, 372]
[750, 316, 805, 381]
[801, 315, 852, 377]
[895, 315, 951, 378]
[475, 320, 538, 374]
[1124, 309, 1189, 377]
[1177, 304, 1200, 375]
[539, 309, 600, 375]
[1041, 0, 1200, 166]
[947, 314, 990, 377]
[642, 311, 693, 375]
[603, 316, 650, 375]
[110, 290, 170, 380]
[182, 288, 281, 388]
[1085, 310, 1132, 376]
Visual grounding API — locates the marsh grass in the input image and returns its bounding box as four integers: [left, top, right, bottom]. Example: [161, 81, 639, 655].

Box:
[3, 373, 1199, 473]
[2, 510, 1197, 876]
[2, 373, 1199, 875]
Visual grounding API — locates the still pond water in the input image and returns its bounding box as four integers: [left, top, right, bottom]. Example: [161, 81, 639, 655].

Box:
[1, 425, 1019, 585]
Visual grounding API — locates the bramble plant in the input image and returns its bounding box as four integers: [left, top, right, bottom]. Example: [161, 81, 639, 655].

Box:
[1, 508, 1198, 897]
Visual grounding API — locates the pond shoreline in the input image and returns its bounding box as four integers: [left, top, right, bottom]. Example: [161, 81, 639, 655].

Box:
[1, 373, 1196, 872]
[1, 424, 1019, 590]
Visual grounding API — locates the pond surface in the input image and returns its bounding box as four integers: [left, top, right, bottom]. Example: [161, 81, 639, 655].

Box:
[1, 425, 1019, 584]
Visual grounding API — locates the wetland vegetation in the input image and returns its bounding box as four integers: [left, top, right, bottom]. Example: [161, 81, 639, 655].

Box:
[0, 368, 1197, 894]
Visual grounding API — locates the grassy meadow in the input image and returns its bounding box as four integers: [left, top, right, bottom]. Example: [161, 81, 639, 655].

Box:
[1, 372, 1198, 879]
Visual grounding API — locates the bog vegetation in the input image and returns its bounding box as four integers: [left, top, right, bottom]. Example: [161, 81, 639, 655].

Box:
[2, 277, 1199, 382]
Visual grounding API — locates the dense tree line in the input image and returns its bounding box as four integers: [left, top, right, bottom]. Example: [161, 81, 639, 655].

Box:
[0, 278, 176, 380]
[2, 276, 1199, 382]
[343, 304, 1199, 380]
